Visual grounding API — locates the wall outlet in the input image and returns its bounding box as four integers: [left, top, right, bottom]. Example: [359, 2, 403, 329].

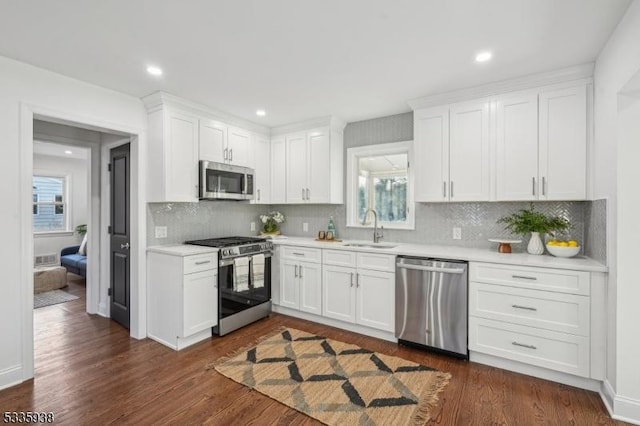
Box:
[155, 226, 168, 239]
[303, 222, 309, 232]
[452, 227, 462, 240]
[250, 222, 256, 232]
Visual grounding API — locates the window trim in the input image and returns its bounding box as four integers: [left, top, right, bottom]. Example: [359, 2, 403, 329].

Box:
[346, 141, 415, 230]
[32, 172, 72, 234]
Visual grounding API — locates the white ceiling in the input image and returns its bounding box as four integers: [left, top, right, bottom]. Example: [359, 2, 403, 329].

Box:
[33, 141, 89, 160]
[0, 0, 630, 127]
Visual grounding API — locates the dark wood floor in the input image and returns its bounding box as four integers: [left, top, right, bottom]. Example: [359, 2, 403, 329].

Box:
[0, 277, 624, 425]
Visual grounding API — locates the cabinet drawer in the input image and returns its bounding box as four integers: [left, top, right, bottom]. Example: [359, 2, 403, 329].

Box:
[470, 282, 589, 336]
[357, 252, 395, 272]
[183, 253, 217, 274]
[469, 317, 589, 377]
[470, 263, 589, 295]
[281, 246, 321, 263]
[323, 249, 356, 267]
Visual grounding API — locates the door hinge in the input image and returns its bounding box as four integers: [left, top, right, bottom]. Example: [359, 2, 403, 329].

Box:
[108, 163, 112, 172]
[107, 288, 112, 296]
[108, 225, 112, 234]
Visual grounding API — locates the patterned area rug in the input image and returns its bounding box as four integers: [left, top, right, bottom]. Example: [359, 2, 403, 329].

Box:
[212, 328, 451, 425]
[34, 289, 79, 309]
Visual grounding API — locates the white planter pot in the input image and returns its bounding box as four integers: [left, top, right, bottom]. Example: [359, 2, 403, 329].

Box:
[527, 232, 545, 255]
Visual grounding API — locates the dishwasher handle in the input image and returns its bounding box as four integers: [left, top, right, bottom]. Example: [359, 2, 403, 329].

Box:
[396, 263, 465, 274]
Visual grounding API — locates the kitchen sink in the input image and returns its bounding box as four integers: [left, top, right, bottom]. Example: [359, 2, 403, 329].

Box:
[342, 243, 397, 249]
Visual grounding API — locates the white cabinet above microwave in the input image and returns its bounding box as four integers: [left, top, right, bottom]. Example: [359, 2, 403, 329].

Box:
[199, 119, 253, 168]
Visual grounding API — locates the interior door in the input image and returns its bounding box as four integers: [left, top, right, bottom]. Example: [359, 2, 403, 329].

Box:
[110, 143, 131, 329]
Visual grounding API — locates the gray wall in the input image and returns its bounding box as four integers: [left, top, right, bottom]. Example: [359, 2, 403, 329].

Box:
[147, 112, 607, 260]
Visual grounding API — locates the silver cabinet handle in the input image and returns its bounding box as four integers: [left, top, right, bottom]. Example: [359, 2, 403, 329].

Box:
[229, 149, 233, 162]
[443, 181, 447, 198]
[532, 177, 536, 196]
[542, 177, 546, 196]
[292, 252, 305, 256]
[306, 188, 310, 200]
[298, 265, 303, 279]
[257, 189, 261, 201]
[302, 188, 305, 200]
[450, 181, 454, 198]
[195, 260, 211, 265]
[512, 275, 537, 280]
[512, 341, 537, 350]
[294, 264, 298, 278]
[512, 304, 537, 311]
[223, 148, 228, 161]
[356, 273, 360, 288]
[120, 243, 130, 250]
[350, 272, 354, 287]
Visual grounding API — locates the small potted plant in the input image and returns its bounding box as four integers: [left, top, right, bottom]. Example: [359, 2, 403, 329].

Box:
[497, 203, 570, 255]
[259, 211, 285, 236]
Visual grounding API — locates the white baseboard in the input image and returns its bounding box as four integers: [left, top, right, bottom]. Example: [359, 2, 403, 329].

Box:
[97, 302, 108, 318]
[0, 364, 25, 391]
[600, 380, 640, 425]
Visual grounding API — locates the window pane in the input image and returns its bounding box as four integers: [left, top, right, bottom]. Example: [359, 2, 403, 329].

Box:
[33, 176, 66, 231]
[357, 174, 369, 223]
[357, 153, 408, 225]
[373, 176, 407, 222]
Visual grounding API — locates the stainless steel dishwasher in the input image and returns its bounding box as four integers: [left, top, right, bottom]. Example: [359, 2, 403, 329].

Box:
[395, 256, 468, 358]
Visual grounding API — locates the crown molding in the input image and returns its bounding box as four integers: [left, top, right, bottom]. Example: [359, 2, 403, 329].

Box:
[407, 63, 595, 110]
[270, 115, 347, 136]
[141, 91, 271, 135]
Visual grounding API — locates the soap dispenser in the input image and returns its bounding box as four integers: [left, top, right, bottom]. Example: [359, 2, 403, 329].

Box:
[327, 216, 337, 239]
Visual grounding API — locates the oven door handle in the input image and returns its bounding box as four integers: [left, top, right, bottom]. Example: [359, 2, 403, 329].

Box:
[219, 252, 272, 267]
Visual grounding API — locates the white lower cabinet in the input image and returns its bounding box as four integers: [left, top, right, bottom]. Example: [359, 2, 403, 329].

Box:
[279, 250, 322, 315]
[322, 250, 395, 333]
[147, 249, 218, 350]
[469, 262, 600, 379]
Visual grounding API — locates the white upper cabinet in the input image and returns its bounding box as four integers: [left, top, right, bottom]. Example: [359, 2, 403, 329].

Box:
[251, 134, 271, 204]
[539, 86, 587, 200]
[449, 100, 491, 201]
[227, 126, 252, 167]
[147, 107, 199, 202]
[414, 100, 490, 202]
[270, 137, 287, 204]
[273, 117, 345, 204]
[199, 118, 227, 164]
[495, 91, 539, 201]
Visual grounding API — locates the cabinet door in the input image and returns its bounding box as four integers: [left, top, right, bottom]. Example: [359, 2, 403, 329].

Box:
[299, 261, 322, 315]
[279, 260, 300, 310]
[252, 134, 271, 204]
[495, 93, 539, 201]
[270, 137, 287, 204]
[355, 269, 395, 332]
[228, 126, 252, 167]
[307, 130, 331, 203]
[165, 110, 199, 202]
[322, 265, 356, 323]
[414, 107, 449, 202]
[182, 270, 217, 337]
[199, 119, 227, 163]
[539, 86, 587, 200]
[286, 133, 308, 203]
[449, 100, 491, 201]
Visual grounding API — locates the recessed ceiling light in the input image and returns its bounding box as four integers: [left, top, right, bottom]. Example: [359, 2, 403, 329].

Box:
[64, 150, 73, 155]
[475, 51, 492, 63]
[146, 65, 163, 76]
[256, 109, 266, 117]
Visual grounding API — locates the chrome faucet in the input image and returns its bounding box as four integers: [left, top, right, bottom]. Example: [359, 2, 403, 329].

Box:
[362, 208, 384, 243]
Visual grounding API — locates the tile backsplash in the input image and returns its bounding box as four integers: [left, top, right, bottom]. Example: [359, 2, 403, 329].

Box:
[584, 199, 607, 263]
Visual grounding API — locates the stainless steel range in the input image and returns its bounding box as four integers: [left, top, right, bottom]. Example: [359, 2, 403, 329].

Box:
[185, 236, 273, 336]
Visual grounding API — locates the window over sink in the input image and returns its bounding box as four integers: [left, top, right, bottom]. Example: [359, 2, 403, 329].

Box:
[346, 141, 414, 230]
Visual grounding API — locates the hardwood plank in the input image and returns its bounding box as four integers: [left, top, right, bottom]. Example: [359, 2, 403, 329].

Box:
[0, 282, 628, 425]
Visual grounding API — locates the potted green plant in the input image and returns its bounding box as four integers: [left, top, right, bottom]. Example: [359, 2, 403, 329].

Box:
[75, 224, 87, 236]
[259, 211, 285, 236]
[497, 203, 570, 255]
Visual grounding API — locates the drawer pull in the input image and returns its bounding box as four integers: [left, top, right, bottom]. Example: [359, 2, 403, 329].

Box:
[195, 260, 211, 265]
[512, 304, 537, 311]
[512, 341, 537, 350]
[292, 252, 305, 256]
[512, 275, 537, 281]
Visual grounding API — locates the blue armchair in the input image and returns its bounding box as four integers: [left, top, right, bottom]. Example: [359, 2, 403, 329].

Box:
[60, 245, 87, 278]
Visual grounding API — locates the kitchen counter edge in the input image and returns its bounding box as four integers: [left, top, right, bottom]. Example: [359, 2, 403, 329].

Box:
[147, 244, 219, 256]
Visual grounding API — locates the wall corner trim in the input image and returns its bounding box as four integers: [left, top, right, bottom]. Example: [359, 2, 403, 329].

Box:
[601, 379, 640, 425]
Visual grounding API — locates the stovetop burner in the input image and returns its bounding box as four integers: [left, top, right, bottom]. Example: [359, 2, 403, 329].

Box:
[185, 236, 266, 248]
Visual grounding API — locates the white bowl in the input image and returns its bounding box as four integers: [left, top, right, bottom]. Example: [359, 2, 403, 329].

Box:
[546, 244, 581, 258]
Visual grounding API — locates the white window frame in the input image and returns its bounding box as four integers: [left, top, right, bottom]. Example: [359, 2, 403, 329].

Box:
[346, 141, 415, 230]
[32, 172, 72, 235]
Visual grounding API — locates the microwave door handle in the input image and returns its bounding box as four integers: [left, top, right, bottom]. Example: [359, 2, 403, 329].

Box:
[244, 174, 248, 195]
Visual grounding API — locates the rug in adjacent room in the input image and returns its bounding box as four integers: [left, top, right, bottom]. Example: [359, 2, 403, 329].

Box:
[212, 328, 451, 425]
[34, 289, 79, 309]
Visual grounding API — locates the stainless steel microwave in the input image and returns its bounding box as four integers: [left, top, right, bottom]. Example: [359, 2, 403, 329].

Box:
[199, 161, 254, 201]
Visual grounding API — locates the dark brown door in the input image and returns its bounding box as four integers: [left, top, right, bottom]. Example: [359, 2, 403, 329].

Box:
[110, 143, 130, 329]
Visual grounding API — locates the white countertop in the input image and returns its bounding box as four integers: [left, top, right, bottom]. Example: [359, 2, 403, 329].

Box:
[147, 244, 219, 256]
[270, 237, 607, 272]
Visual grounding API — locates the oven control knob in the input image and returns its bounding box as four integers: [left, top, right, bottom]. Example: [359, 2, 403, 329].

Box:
[223, 249, 229, 256]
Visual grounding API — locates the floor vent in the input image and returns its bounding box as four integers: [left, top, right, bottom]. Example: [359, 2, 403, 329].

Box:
[35, 254, 58, 267]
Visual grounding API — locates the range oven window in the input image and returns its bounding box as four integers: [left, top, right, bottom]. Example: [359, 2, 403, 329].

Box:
[206, 169, 244, 195]
[218, 256, 271, 319]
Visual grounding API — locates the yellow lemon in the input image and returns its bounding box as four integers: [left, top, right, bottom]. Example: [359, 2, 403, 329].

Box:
[558, 241, 569, 247]
[547, 241, 556, 246]
[568, 240, 579, 247]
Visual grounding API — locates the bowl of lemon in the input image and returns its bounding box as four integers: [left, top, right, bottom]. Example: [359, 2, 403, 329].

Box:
[546, 240, 581, 257]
